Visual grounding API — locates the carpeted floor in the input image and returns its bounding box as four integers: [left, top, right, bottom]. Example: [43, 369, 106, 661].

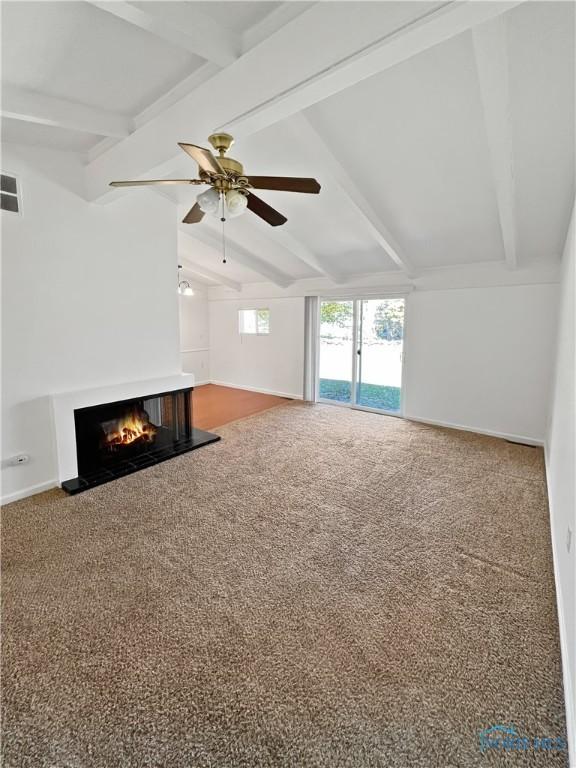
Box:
[1, 403, 567, 767]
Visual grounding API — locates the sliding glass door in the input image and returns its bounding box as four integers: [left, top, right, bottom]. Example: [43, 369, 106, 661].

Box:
[318, 297, 405, 415]
[318, 300, 354, 404]
[356, 299, 404, 413]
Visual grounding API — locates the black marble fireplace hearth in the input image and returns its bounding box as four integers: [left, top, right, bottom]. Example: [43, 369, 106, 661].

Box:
[62, 387, 219, 494]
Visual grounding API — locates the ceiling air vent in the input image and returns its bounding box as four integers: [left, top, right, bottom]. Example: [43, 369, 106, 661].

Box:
[1, 173, 20, 214]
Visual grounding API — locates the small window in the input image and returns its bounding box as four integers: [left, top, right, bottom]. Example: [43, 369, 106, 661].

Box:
[239, 308, 270, 335]
[1, 173, 20, 214]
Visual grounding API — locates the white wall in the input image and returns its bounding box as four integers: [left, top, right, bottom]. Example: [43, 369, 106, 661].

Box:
[209, 297, 305, 398]
[206, 285, 558, 441]
[403, 284, 559, 443]
[1, 144, 181, 503]
[546, 201, 575, 761]
[179, 290, 210, 384]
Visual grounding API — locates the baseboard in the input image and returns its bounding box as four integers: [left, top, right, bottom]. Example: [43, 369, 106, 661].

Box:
[209, 380, 303, 401]
[1, 382, 298, 505]
[404, 415, 544, 447]
[1, 478, 59, 507]
[544, 446, 576, 766]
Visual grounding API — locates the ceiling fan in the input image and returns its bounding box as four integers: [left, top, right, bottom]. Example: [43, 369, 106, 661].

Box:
[109, 133, 321, 227]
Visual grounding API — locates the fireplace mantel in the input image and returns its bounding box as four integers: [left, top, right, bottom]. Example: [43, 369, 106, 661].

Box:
[51, 374, 195, 483]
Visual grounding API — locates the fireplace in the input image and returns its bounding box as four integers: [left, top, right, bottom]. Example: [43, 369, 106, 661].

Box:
[61, 386, 219, 494]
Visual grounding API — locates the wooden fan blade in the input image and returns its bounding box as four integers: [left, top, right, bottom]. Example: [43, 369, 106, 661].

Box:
[178, 143, 224, 175]
[182, 203, 205, 224]
[247, 176, 321, 194]
[246, 192, 287, 227]
[109, 179, 198, 187]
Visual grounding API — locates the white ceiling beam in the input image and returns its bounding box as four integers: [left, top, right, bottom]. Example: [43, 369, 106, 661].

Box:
[1, 85, 132, 138]
[268, 228, 346, 284]
[179, 224, 293, 289]
[178, 238, 242, 292]
[179, 268, 216, 288]
[134, 64, 220, 132]
[473, 16, 517, 269]
[86, 63, 220, 164]
[181, 266, 229, 290]
[88, 2, 239, 67]
[229, 222, 345, 284]
[241, 2, 315, 53]
[291, 115, 418, 278]
[86, 1, 523, 202]
[177, 189, 341, 284]
[221, 1, 525, 138]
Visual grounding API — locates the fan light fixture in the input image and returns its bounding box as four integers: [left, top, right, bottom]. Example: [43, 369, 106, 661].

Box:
[197, 187, 220, 214]
[196, 187, 247, 220]
[110, 134, 321, 266]
[225, 189, 247, 218]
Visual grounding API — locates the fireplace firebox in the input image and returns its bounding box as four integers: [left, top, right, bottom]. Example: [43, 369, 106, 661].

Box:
[62, 387, 219, 494]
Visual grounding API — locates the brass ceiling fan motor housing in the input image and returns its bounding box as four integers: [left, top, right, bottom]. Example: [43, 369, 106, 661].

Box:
[208, 133, 244, 177]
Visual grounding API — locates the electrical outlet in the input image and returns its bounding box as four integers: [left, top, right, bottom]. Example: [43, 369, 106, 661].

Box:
[567, 526, 573, 554]
[2, 454, 30, 468]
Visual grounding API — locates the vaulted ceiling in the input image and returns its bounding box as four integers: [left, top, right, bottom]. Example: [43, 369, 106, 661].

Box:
[2, 1, 574, 291]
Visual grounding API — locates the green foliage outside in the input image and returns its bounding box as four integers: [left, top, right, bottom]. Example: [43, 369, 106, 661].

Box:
[320, 300, 404, 341]
[320, 301, 352, 328]
[257, 309, 270, 333]
[373, 300, 404, 341]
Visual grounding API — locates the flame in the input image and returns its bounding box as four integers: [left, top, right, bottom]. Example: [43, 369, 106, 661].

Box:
[103, 408, 157, 448]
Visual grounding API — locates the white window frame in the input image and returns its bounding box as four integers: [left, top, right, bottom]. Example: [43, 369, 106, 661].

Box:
[238, 308, 270, 336]
[315, 294, 409, 418]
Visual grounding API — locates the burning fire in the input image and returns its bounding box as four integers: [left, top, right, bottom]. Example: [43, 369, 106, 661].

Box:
[103, 408, 157, 448]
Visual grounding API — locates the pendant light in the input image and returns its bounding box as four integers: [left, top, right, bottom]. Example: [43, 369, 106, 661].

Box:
[177, 265, 194, 297]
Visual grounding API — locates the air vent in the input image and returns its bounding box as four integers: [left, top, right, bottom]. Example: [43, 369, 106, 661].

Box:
[1, 173, 20, 214]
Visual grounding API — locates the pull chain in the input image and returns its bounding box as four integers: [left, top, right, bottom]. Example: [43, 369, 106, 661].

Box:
[220, 191, 227, 263]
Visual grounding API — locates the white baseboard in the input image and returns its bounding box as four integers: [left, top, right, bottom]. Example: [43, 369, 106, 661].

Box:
[1, 478, 59, 507]
[209, 380, 303, 400]
[2, 400, 571, 768]
[405, 415, 544, 446]
[1, 382, 298, 506]
[544, 446, 575, 767]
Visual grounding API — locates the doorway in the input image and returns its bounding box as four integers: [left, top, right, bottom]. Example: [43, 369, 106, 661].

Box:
[317, 297, 405, 415]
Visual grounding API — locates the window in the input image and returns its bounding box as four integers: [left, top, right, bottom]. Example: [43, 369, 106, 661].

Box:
[239, 308, 270, 335]
[1, 173, 20, 214]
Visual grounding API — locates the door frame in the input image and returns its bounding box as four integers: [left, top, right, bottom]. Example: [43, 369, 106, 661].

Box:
[315, 294, 408, 418]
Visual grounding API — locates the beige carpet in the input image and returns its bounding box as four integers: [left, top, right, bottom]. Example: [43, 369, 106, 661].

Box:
[1, 403, 567, 767]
